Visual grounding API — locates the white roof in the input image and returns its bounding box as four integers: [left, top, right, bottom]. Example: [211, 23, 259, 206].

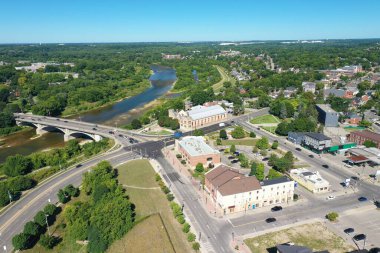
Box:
[179, 136, 219, 157]
[290, 168, 330, 187]
[188, 105, 226, 120]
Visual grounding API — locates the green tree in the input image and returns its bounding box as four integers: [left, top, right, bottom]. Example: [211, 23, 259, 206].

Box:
[271, 141, 279, 149]
[58, 189, 70, 204]
[64, 184, 80, 197]
[219, 129, 227, 139]
[230, 144, 236, 154]
[267, 169, 283, 179]
[3, 154, 33, 177]
[255, 137, 269, 150]
[182, 223, 191, 233]
[195, 163, 205, 173]
[216, 138, 222, 145]
[193, 129, 204, 136]
[364, 140, 377, 148]
[187, 232, 196, 242]
[255, 163, 265, 181]
[249, 162, 258, 176]
[44, 204, 59, 216]
[34, 211, 48, 227]
[23, 221, 41, 236]
[231, 126, 245, 139]
[249, 131, 256, 138]
[12, 233, 33, 250]
[131, 119, 142, 129]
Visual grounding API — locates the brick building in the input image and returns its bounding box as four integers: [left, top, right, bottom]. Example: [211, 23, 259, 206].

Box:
[348, 130, 380, 148]
[175, 136, 221, 168]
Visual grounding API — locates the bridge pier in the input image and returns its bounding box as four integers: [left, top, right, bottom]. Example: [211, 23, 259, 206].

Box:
[36, 124, 49, 136]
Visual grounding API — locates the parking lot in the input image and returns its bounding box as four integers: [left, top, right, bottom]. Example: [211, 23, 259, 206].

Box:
[331, 208, 380, 249]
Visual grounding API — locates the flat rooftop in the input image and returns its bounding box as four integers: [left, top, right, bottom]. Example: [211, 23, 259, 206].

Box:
[316, 104, 337, 113]
[178, 136, 219, 157]
[188, 105, 226, 120]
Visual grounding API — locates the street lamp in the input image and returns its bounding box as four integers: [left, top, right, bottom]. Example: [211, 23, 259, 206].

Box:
[44, 213, 51, 236]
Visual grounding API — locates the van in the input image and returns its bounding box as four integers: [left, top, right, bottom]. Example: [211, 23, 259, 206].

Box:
[344, 164, 353, 168]
[219, 123, 225, 127]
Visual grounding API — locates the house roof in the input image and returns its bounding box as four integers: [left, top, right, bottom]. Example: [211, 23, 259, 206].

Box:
[261, 177, 291, 186]
[316, 104, 337, 113]
[324, 89, 345, 97]
[351, 130, 380, 143]
[277, 244, 313, 253]
[205, 164, 261, 196]
[304, 132, 331, 141]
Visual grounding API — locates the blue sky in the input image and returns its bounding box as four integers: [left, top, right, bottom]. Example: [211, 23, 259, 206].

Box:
[1, 0, 379, 43]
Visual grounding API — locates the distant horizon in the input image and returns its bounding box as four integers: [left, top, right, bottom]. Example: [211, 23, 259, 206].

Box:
[1, 37, 380, 45]
[1, 0, 379, 44]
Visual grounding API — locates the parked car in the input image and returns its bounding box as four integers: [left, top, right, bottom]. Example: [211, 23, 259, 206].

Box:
[76, 164, 82, 168]
[234, 151, 240, 156]
[351, 176, 359, 181]
[262, 157, 269, 161]
[118, 134, 123, 137]
[326, 195, 335, 200]
[322, 164, 329, 169]
[109, 131, 114, 134]
[228, 156, 235, 160]
[295, 148, 301, 151]
[344, 228, 354, 234]
[353, 234, 366, 241]
[308, 154, 314, 158]
[231, 159, 239, 164]
[265, 217, 276, 223]
[271, 206, 282, 212]
[219, 123, 225, 127]
[64, 120, 68, 123]
[92, 128, 97, 130]
[358, 196, 368, 202]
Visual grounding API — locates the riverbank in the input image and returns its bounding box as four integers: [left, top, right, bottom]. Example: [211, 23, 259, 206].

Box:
[62, 79, 151, 118]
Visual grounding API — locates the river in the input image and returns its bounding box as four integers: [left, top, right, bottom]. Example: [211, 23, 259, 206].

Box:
[0, 65, 177, 163]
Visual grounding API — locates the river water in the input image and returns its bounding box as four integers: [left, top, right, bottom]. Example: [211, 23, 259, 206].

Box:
[0, 65, 177, 163]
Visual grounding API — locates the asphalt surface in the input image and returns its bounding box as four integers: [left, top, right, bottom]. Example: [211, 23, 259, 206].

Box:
[4, 108, 379, 252]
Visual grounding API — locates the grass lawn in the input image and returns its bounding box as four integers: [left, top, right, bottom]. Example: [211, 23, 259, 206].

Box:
[112, 159, 192, 252]
[145, 129, 172, 135]
[244, 222, 354, 253]
[250, 114, 281, 124]
[107, 214, 175, 253]
[261, 126, 277, 134]
[221, 138, 258, 146]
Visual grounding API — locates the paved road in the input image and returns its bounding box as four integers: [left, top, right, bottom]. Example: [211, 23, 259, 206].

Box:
[0, 149, 139, 251]
[7, 108, 377, 252]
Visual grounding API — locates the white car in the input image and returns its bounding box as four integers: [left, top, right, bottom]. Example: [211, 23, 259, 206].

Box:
[326, 195, 335, 200]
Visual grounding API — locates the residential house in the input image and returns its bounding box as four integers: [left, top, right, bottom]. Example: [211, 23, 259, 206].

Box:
[284, 87, 297, 98]
[302, 82, 316, 93]
[345, 112, 361, 125]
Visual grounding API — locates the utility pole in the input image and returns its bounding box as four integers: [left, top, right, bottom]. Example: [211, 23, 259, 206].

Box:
[45, 213, 51, 236]
[7, 191, 12, 203]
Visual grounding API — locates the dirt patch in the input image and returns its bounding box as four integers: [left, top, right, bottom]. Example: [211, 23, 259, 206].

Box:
[244, 222, 354, 253]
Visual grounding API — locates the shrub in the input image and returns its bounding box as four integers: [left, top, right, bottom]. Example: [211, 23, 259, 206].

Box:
[177, 215, 185, 224]
[167, 193, 175, 201]
[216, 138, 222, 145]
[187, 232, 196, 242]
[219, 129, 227, 139]
[155, 173, 162, 181]
[162, 186, 170, 194]
[181, 160, 186, 165]
[176, 154, 182, 159]
[195, 163, 204, 173]
[231, 126, 245, 139]
[3, 155, 33, 177]
[192, 242, 201, 251]
[249, 131, 256, 138]
[39, 235, 60, 249]
[182, 223, 191, 233]
[326, 212, 339, 221]
[293, 193, 299, 201]
[271, 141, 279, 149]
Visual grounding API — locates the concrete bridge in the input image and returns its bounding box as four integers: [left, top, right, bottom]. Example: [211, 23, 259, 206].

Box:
[15, 114, 105, 142]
